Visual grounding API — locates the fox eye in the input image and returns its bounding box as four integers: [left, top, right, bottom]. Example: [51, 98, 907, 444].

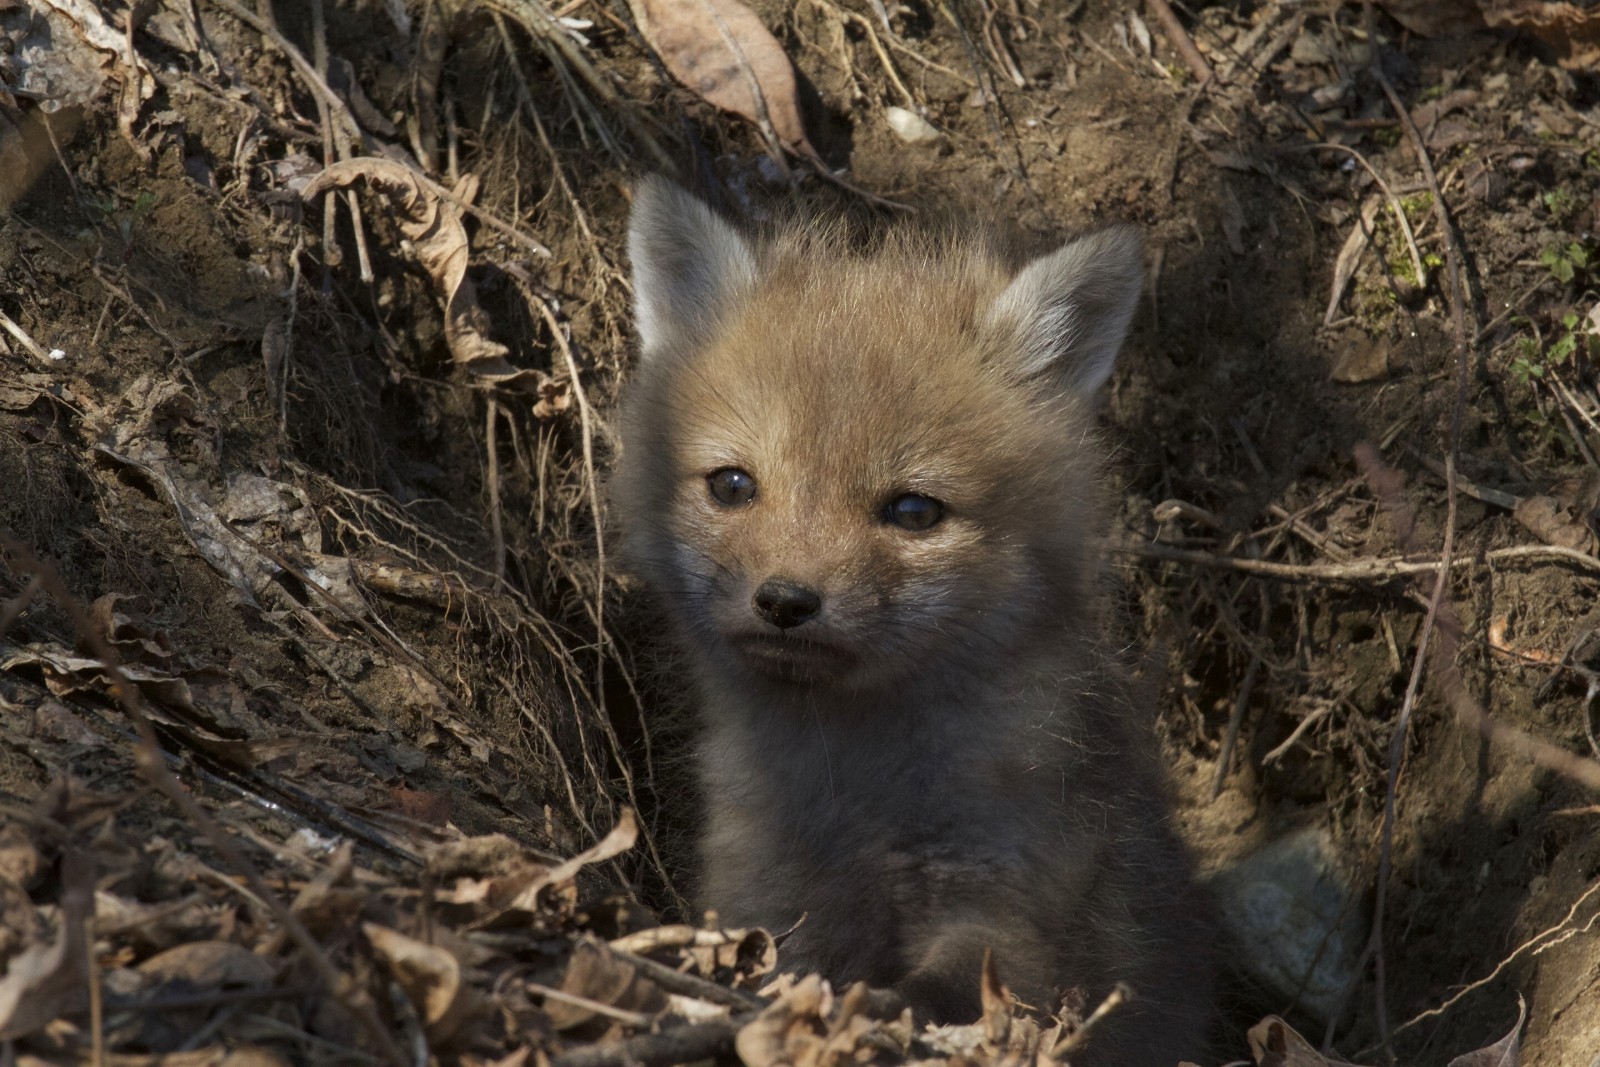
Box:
[885, 493, 944, 531]
[707, 468, 757, 507]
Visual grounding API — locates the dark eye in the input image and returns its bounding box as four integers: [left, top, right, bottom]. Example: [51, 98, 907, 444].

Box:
[707, 468, 757, 507]
[884, 493, 943, 531]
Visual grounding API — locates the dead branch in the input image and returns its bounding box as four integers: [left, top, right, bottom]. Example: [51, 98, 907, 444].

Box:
[1112, 541, 1600, 582]
[1145, 0, 1211, 83]
[548, 1017, 744, 1067]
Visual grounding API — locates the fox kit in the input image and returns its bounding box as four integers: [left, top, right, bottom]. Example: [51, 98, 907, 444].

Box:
[614, 177, 1212, 1064]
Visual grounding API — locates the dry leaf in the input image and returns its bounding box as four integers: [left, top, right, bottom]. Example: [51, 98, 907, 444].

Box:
[979, 948, 1010, 1045]
[1514, 495, 1597, 552]
[1447, 996, 1525, 1067]
[301, 159, 519, 375]
[1481, 1, 1600, 71]
[544, 937, 666, 1030]
[1377, 0, 1486, 36]
[1247, 1016, 1368, 1067]
[34, 0, 156, 151]
[85, 593, 175, 666]
[503, 808, 639, 912]
[0, 850, 92, 1039]
[367, 923, 483, 1043]
[630, 0, 818, 158]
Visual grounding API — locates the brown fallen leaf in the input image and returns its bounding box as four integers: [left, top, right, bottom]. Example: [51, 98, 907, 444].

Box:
[1377, 0, 1486, 36]
[1247, 1015, 1369, 1067]
[86, 593, 175, 666]
[366, 922, 484, 1044]
[1487, 615, 1563, 665]
[630, 0, 817, 160]
[1482, 1, 1600, 72]
[1446, 995, 1524, 1067]
[544, 937, 666, 1030]
[302, 159, 532, 379]
[1514, 494, 1597, 553]
[0, 849, 92, 1039]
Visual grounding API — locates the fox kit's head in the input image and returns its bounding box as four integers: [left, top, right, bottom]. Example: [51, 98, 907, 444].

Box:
[614, 177, 1142, 694]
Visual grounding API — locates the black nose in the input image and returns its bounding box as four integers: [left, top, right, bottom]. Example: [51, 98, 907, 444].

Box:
[753, 578, 821, 630]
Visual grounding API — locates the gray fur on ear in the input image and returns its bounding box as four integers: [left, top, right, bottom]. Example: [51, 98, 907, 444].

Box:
[628, 176, 757, 356]
[983, 226, 1144, 395]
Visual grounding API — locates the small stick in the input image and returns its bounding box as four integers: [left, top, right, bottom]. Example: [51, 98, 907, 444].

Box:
[1048, 983, 1132, 1060]
[1112, 540, 1600, 582]
[606, 946, 766, 1011]
[1145, 0, 1211, 83]
[1211, 653, 1261, 800]
[549, 1018, 743, 1067]
[1260, 701, 1335, 766]
[0, 306, 52, 363]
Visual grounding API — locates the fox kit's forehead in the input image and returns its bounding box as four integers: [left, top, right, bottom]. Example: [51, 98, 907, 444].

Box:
[665, 252, 1041, 497]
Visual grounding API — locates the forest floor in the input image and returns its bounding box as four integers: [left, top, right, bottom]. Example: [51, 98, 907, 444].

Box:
[2, 0, 1600, 1064]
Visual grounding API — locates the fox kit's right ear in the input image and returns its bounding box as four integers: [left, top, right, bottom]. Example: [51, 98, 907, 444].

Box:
[984, 225, 1144, 396]
[629, 177, 757, 356]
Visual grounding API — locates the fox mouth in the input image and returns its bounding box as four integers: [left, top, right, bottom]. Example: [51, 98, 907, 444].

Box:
[729, 633, 856, 681]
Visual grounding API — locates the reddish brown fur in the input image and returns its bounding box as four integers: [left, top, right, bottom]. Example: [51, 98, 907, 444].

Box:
[614, 179, 1213, 1065]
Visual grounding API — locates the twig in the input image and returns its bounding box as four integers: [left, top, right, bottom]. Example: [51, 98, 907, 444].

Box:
[1048, 983, 1132, 1060]
[486, 397, 507, 587]
[1211, 652, 1261, 800]
[1260, 701, 1335, 765]
[1390, 879, 1600, 1036]
[1355, 444, 1456, 1064]
[605, 946, 766, 1011]
[1145, 0, 1211, 83]
[1112, 540, 1600, 582]
[0, 306, 53, 364]
[549, 1017, 744, 1067]
[526, 983, 658, 1027]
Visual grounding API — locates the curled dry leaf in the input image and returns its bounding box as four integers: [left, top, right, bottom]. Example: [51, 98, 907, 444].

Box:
[1377, 0, 1486, 36]
[1482, 2, 1600, 71]
[630, 0, 819, 159]
[1514, 494, 1597, 553]
[545, 937, 667, 1030]
[0, 850, 92, 1040]
[302, 159, 521, 376]
[35, 0, 156, 151]
[503, 807, 639, 913]
[688, 928, 777, 988]
[366, 923, 484, 1044]
[1446, 995, 1524, 1067]
[736, 975, 904, 1067]
[429, 810, 637, 920]
[1247, 1015, 1367, 1067]
[86, 593, 175, 666]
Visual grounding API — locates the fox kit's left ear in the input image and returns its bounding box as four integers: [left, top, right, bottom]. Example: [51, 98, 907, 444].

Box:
[629, 176, 758, 357]
[984, 226, 1143, 395]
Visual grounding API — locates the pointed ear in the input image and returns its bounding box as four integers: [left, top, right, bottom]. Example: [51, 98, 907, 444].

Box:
[629, 176, 758, 356]
[982, 226, 1143, 395]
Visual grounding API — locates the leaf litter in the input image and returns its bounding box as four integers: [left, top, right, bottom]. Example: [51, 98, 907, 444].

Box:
[3, 0, 1600, 1064]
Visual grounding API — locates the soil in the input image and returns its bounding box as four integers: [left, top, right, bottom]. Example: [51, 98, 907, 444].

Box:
[2, 0, 1600, 1064]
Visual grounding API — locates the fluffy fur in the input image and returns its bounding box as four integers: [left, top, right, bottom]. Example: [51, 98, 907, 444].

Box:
[613, 176, 1212, 1065]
